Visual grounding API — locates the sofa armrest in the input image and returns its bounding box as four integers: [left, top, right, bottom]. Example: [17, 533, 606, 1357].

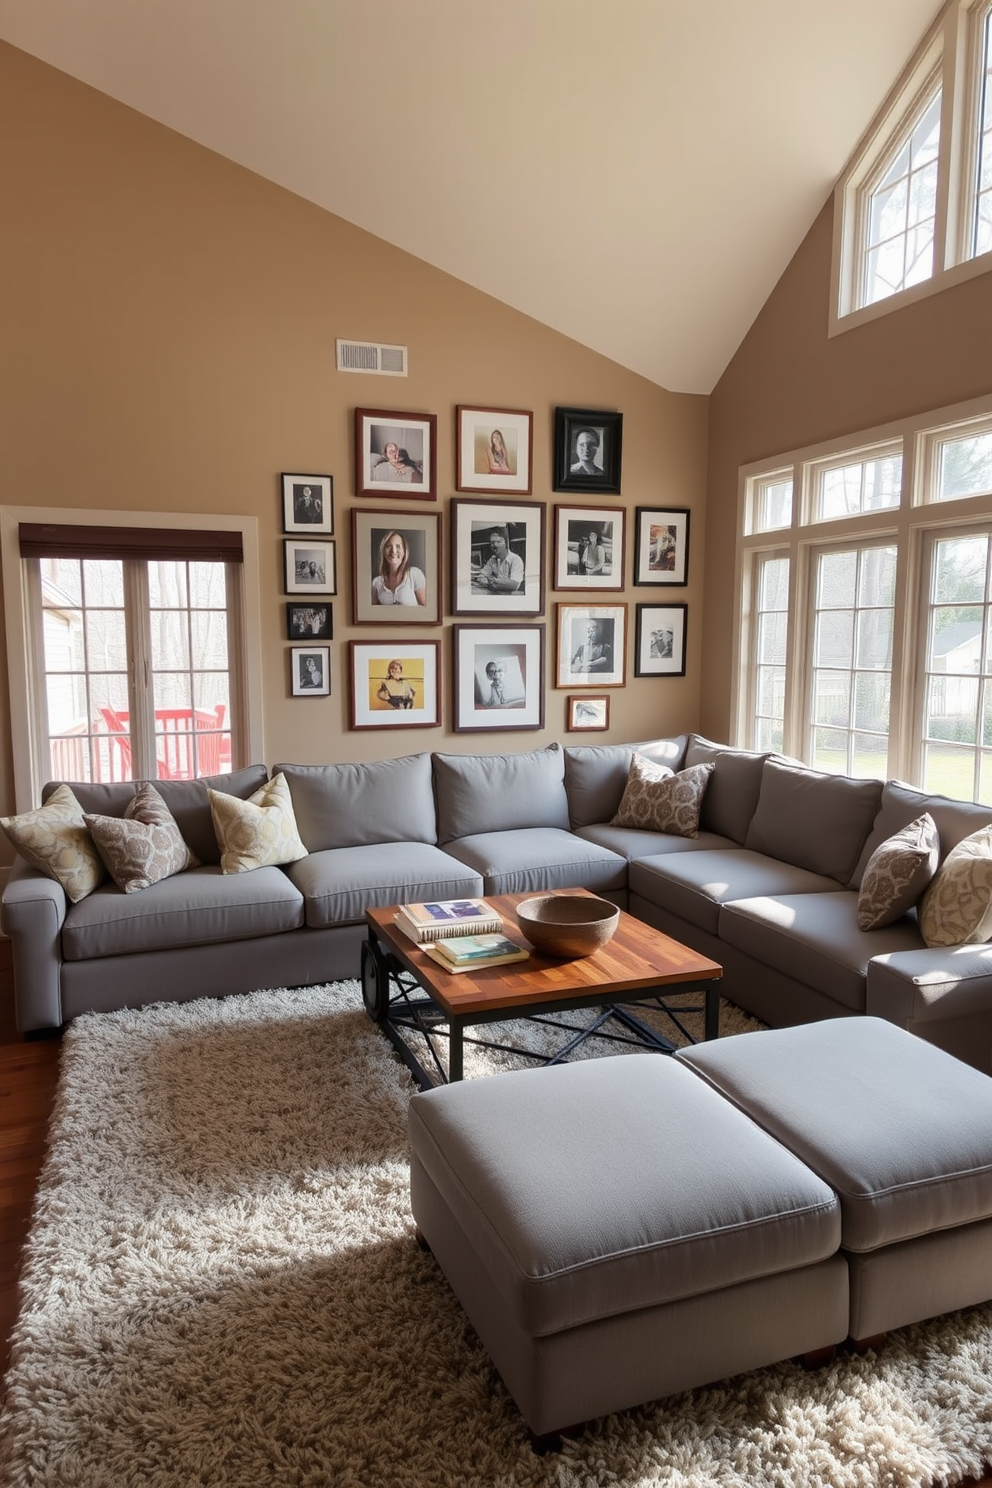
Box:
[867, 945, 992, 1027]
[0, 858, 66, 1031]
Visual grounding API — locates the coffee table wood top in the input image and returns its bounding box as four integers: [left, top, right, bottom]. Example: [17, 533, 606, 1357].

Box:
[366, 890, 722, 1018]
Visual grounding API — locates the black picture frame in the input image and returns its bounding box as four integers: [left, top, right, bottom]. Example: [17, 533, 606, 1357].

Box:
[634, 603, 688, 677]
[289, 644, 331, 697]
[281, 473, 333, 534]
[283, 538, 336, 595]
[553, 407, 623, 494]
[633, 506, 691, 586]
[286, 602, 332, 641]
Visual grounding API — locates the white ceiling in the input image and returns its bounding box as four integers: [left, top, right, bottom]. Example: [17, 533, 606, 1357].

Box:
[0, 0, 942, 393]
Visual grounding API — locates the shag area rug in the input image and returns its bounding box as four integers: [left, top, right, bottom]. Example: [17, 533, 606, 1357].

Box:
[3, 983, 992, 1488]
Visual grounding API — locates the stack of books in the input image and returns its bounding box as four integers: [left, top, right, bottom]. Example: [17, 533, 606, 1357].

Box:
[393, 897, 503, 944]
[424, 933, 530, 975]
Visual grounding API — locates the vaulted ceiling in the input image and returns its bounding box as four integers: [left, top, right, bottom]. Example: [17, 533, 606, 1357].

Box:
[0, 0, 942, 392]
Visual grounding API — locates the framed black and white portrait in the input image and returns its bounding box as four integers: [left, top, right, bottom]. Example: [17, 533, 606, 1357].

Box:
[634, 506, 690, 586]
[351, 508, 441, 625]
[453, 624, 545, 732]
[284, 539, 336, 595]
[286, 602, 332, 641]
[455, 405, 533, 494]
[553, 407, 623, 494]
[355, 407, 437, 500]
[635, 603, 688, 677]
[450, 497, 545, 616]
[555, 602, 627, 688]
[553, 505, 625, 590]
[290, 644, 330, 697]
[281, 473, 333, 535]
[567, 694, 610, 732]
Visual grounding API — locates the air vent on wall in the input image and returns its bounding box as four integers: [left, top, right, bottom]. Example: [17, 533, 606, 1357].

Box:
[336, 338, 408, 376]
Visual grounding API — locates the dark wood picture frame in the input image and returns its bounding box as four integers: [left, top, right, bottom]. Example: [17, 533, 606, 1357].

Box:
[354, 407, 437, 500]
[455, 405, 534, 494]
[553, 504, 625, 590]
[450, 497, 545, 616]
[351, 508, 442, 625]
[553, 407, 623, 494]
[348, 640, 442, 729]
[566, 694, 610, 731]
[555, 602, 627, 688]
[452, 623, 545, 731]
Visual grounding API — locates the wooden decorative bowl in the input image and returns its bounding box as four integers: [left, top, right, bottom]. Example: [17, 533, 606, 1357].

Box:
[515, 894, 620, 958]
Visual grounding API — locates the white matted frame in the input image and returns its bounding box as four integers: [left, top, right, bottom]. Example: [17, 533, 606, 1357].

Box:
[351, 508, 442, 625]
[635, 603, 688, 677]
[453, 624, 545, 731]
[567, 694, 610, 731]
[455, 406, 533, 494]
[451, 497, 545, 615]
[290, 644, 330, 697]
[348, 640, 441, 729]
[553, 505, 625, 590]
[284, 538, 336, 595]
[634, 506, 690, 586]
[355, 407, 437, 499]
[555, 602, 627, 688]
[281, 473, 333, 534]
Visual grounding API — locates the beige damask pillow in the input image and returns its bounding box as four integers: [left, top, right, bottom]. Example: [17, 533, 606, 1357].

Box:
[856, 812, 939, 931]
[0, 783, 106, 902]
[85, 782, 199, 894]
[610, 756, 714, 838]
[208, 771, 308, 874]
[918, 824, 992, 948]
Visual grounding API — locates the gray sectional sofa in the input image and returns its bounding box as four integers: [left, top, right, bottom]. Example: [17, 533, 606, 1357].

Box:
[4, 734, 992, 1073]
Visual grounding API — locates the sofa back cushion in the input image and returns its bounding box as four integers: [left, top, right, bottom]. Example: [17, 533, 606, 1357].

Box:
[433, 743, 569, 844]
[564, 736, 687, 828]
[41, 765, 268, 866]
[744, 759, 882, 884]
[851, 779, 992, 886]
[682, 735, 766, 844]
[275, 754, 436, 851]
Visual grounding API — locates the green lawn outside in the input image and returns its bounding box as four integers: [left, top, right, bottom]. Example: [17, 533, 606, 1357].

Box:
[811, 748, 987, 803]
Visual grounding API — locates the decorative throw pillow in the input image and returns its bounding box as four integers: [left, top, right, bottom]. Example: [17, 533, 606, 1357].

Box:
[856, 813, 939, 931]
[84, 782, 199, 894]
[0, 783, 106, 903]
[919, 825, 992, 948]
[610, 756, 715, 838]
[208, 771, 308, 874]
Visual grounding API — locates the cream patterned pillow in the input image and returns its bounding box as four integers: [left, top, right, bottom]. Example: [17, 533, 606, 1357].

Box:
[208, 771, 308, 874]
[919, 824, 992, 948]
[0, 783, 106, 902]
[610, 756, 715, 838]
[856, 813, 939, 930]
[85, 782, 199, 893]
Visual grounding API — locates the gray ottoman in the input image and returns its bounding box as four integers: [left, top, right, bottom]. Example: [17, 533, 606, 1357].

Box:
[408, 1054, 848, 1440]
[678, 1016, 992, 1340]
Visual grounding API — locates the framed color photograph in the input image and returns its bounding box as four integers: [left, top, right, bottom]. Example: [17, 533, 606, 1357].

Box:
[290, 644, 330, 697]
[355, 407, 437, 500]
[351, 508, 442, 625]
[451, 497, 545, 615]
[555, 602, 627, 688]
[453, 624, 545, 732]
[284, 538, 336, 595]
[281, 473, 333, 534]
[348, 641, 441, 729]
[286, 602, 332, 641]
[567, 694, 610, 731]
[455, 406, 533, 494]
[635, 603, 688, 677]
[634, 506, 691, 586]
[553, 505, 625, 590]
[553, 407, 623, 494]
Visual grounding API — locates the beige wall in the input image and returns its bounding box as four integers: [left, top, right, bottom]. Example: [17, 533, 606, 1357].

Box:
[0, 42, 708, 852]
[704, 197, 992, 742]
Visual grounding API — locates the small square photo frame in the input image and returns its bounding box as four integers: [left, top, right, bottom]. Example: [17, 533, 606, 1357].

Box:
[635, 603, 688, 677]
[355, 407, 437, 499]
[451, 497, 545, 615]
[553, 407, 623, 494]
[348, 641, 441, 729]
[351, 508, 442, 625]
[556, 603, 627, 688]
[634, 507, 690, 586]
[567, 694, 610, 732]
[290, 644, 330, 697]
[284, 538, 336, 595]
[281, 473, 333, 534]
[553, 505, 625, 590]
[455, 406, 533, 494]
[286, 602, 332, 641]
[453, 624, 545, 732]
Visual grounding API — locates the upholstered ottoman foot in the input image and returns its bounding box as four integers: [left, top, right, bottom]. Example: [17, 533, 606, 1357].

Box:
[679, 1016, 992, 1340]
[408, 1054, 848, 1439]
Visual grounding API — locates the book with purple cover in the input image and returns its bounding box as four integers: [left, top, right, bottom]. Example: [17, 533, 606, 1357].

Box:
[394, 898, 502, 943]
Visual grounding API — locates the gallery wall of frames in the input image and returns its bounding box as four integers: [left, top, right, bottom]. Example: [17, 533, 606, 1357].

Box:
[279, 404, 691, 734]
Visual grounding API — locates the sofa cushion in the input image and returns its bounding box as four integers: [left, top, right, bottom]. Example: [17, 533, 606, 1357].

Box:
[85, 782, 199, 893]
[851, 780, 992, 887]
[611, 757, 714, 837]
[208, 772, 308, 874]
[576, 822, 745, 860]
[745, 760, 881, 884]
[1, 783, 106, 903]
[563, 737, 687, 829]
[683, 736, 767, 844]
[61, 864, 304, 960]
[918, 826, 992, 948]
[433, 744, 569, 844]
[628, 849, 840, 937]
[275, 753, 437, 851]
[285, 842, 483, 928]
[443, 828, 627, 898]
[856, 813, 939, 930]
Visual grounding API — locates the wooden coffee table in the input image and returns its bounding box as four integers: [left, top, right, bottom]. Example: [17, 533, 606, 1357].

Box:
[362, 890, 723, 1089]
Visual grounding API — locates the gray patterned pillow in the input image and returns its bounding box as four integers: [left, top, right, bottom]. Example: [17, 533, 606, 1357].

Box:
[856, 813, 939, 931]
[85, 782, 199, 893]
[610, 756, 714, 837]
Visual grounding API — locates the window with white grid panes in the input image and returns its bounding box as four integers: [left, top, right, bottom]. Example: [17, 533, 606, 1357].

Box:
[750, 473, 793, 534]
[930, 421, 992, 501]
[813, 448, 903, 521]
[751, 554, 790, 752]
[922, 530, 992, 803]
[863, 88, 941, 307]
[973, 6, 992, 255]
